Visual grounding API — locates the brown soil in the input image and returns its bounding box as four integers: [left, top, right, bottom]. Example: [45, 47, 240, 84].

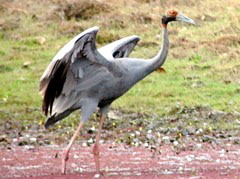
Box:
[1, 143, 240, 178]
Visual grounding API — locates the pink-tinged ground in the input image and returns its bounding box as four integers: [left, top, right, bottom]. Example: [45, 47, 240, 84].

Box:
[1, 144, 240, 178]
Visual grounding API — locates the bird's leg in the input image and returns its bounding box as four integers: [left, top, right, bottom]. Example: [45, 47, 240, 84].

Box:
[93, 114, 105, 174]
[62, 121, 84, 174]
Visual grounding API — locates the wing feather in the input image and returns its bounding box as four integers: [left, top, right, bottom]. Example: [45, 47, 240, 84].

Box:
[40, 26, 121, 116]
[39, 27, 99, 95]
[98, 35, 140, 59]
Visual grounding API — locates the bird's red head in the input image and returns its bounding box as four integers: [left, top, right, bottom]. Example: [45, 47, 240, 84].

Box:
[162, 9, 178, 27]
[162, 9, 196, 27]
[166, 9, 178, 18]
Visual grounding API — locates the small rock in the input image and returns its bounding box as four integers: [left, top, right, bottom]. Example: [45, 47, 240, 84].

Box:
[162, 136, 170, 140]
[87, 138, 94, 144]
[185, 155, 194, 162]
[90, 126, 96, 131]
[196, 143, 202, 149]
[187, 126, 196, 135]
[181, 129, 189, 136]
[94, 173, 101, 178]
[173, 140, 179, 146]
[36, 36, 46, 45]
[74, 167, 83, 172]
[196, 128, 203, 135]
[130, 133, 135, 137]
[30, 138, 37, 142]
[135, 131, 140, 135]
[24, 145, 34, 150]
[178, 166, 183, 171]
[143, 142, 149, 147]
[146, 133, 152, 139]
[191, 81, 205, 88]
[147, 129, 152, 134]
[22, 61, 31, 68]
[220, 153, 225, 157]
[134, 142, 140, 146]
[73, 154, 79, 159]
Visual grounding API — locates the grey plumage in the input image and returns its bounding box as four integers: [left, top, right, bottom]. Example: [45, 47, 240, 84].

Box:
[41, 26, 159, 128]
[98, 35, 140, 59]
[39, 10, 196, 174]
[40, 27, 141, 128]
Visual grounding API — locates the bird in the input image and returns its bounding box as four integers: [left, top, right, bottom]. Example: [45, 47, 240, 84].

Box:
[39, 9, 196, 175]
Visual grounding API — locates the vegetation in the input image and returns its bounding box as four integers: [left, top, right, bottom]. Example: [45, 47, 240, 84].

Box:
[0, 0, 240, 144]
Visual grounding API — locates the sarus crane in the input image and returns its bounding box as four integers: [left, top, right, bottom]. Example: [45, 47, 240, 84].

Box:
[39, 9, 196, 174]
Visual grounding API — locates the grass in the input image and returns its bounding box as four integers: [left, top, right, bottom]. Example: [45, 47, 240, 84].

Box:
[0, 0, 240, 131]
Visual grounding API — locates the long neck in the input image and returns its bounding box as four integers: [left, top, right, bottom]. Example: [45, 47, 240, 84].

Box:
[124, 25, 170, 86]
[145, 26, 169, 74]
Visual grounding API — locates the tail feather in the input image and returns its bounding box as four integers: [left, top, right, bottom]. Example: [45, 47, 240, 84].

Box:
[44, 110, 72, 129]
[44, 114, 58, 129]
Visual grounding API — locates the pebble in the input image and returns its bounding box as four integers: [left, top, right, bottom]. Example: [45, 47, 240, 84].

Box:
[147, 130, 152, 134]
[82, 142, 87, 147]
[24, 145, 34, 150]
[143, 143, 149, 147]
[196, 143, 202, 149]
[220, 153, 225, 157]
[87, 138, 94, 144]
[178, 166, 183, 171]
[134, 142, 140, 146]
[73, 154, 79, 159]
[94, 173, 101, 178]
[74, 167, 83, 172]
[185, 155, 195, 162]
[146, 133, 152, 139]
[196, 128, 203, 135]
[90, 126, 96, 131]
[162, 136, 170, 140]
[30, 138, 37, 142]
[36, 36, 46, 45]
[22, 61, 31, 68]
[173, 140, 179, 146]
[135, 131, 140, 135]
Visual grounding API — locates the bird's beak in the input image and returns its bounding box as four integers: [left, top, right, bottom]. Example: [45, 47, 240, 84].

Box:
[176, 13, 197, 25]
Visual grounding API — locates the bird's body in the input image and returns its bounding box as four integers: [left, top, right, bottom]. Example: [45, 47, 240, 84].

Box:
[41, 32, 142, 126]
[40, 9, 196, 174]
[44, 56, 154, 126]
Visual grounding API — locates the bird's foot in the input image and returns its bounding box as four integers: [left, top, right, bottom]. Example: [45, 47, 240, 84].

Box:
[61, 160, 67, 174]
[62, 152, 69, 174]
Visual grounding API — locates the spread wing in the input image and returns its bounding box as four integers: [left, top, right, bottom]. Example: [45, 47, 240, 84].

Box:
[39, 26, 121, 116]
[98, 35, 140, 60]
